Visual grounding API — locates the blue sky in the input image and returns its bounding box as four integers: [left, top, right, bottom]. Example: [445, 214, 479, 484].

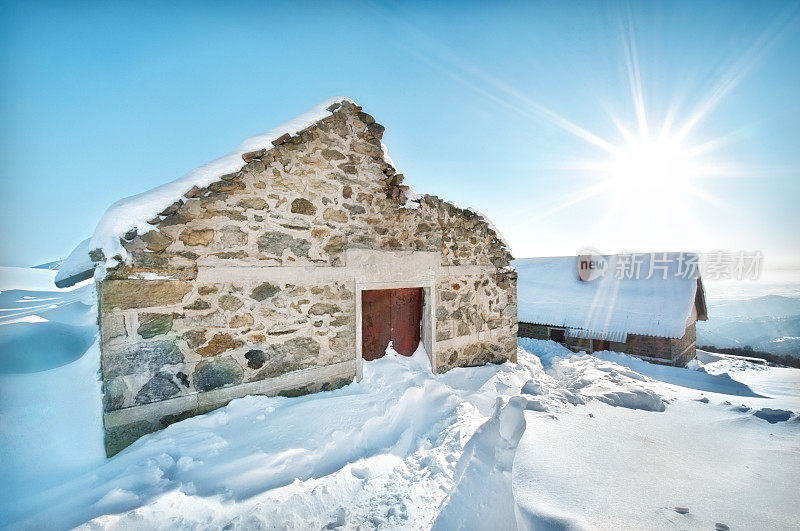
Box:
[1, 0, 798, 268]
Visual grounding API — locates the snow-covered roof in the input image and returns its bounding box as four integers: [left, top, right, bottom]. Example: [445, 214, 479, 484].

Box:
[91, 97, 356, 267]
[57, 97, 512, 286]
[514, 253, 706, 339]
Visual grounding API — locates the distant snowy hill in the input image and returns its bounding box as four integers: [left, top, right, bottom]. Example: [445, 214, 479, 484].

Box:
[698, 294, 800, 357]
[698, 314, 800, 356]
[709, 294, 800, 319]
[32, 260, 63, 271]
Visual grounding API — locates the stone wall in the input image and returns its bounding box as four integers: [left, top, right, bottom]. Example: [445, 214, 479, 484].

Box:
[669, 322, 696, 366]
[517, 322, 550, 340]
[433, 272, 517, 371]
[616, 324, 696, 365]
[517, 321, 696, 367]
[98, 100, 516, 455]
[614, 333, 672, 361]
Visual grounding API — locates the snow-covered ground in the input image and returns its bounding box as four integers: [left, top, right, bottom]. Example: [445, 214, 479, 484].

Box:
[512, 340, 799, 530]
[0, 267, 104, 503]
[1, 268, 798, 529]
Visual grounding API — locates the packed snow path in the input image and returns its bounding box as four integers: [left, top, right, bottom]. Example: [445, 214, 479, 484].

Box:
[1, 270, 799, 529]
[2, 346, 539, 529]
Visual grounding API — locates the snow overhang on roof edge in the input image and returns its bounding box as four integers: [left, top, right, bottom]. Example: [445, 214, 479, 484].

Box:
[566, 328, 628, 343]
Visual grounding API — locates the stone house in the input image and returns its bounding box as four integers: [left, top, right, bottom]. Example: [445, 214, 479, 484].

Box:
[515, 254, 707, 366]
[59, 98, 517, 456]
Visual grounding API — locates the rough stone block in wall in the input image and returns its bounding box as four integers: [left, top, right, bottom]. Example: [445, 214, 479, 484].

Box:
[101, 279, 192, 310]
[103, 340, 184, 380]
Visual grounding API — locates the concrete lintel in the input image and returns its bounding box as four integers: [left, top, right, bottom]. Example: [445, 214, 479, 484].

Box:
[195, 249, 449, 286]
[436, 327, 511, 350]
[104, 393, 199, 429]
[103, 361, 357, 429]
[196, 360, 356, 411]
[346, 248, 439, 284]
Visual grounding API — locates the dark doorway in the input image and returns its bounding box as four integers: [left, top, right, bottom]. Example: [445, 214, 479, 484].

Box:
[593, 339, 611, 352]
[361, 288, 423, 360]
[549, 327, 566, 344]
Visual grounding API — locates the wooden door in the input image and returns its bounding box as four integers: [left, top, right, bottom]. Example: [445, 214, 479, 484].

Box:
[361, 288, 423, 360]
[390, 288, 423, 356]
[361, 289, 391, 361]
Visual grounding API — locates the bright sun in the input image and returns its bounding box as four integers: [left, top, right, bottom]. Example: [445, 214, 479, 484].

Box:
[575, 126, 717, 246]
[607, 135, 697, 197]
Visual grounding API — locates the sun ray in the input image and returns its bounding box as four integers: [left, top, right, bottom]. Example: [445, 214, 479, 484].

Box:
[685, 184, 730, 208]
[601, 105, 637, 144]
[504, 180, 614, 231]
[391, 36, 622, 155]
[684, 130, 746, 158]
[620, 9, 649, 138]
[385, 20, 623, 155]
[674, 7, 799, 141]
[507, 89, 622, 154]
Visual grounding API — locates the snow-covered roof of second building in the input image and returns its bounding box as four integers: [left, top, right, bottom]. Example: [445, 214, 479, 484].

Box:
[514, 253, 704, 339]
